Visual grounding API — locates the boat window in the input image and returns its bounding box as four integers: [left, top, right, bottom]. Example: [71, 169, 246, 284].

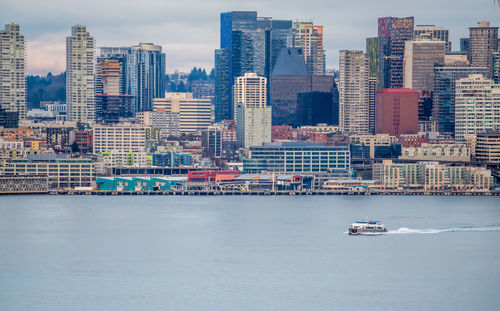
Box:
[366, 226, 374, 229]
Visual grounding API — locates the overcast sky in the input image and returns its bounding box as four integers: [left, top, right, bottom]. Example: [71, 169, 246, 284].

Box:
[2, 0, 499, 75]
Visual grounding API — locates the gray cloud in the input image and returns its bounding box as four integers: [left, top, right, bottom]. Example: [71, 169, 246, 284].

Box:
[1, 0, 499, 75]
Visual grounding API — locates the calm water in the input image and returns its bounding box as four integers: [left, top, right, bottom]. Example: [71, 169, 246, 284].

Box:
[0, 195, 499, 310]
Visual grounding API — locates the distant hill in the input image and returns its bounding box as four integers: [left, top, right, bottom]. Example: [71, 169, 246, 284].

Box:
[27, 72, 66, 109]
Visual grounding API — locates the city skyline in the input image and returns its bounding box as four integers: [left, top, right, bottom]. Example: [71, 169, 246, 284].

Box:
[2, 0, 499, 75]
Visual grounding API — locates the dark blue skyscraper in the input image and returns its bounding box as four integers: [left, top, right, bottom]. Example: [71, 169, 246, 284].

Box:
[215, 11, 292, 122]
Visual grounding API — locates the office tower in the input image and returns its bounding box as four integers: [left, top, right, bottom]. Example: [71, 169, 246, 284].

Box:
[469, 21, 499, 78]
[234, 73, 271, 148]
[414, 25, 451, 52]
[0, 24, 26, 120]
[95, 57, 134, 123]
[214, 48, 230, 122]
[432, 65, 488, 135]
[217, 11, 268, 121]
[339, 50, 370, 134]
[93, 125, 147, 154]
[460, 38, 469, 53]
[404, 35, 446, 91]
[368, 77, 377, 134]
[201, 126, 223, 158]
[66, 25, 96, 122]
[128, 43, 166, 112]
[271, 48, 338, 127]
[455, 74, 500, 141]
[269, 20, 293, 73]
[366, 37, 381, 90]
[137, 110, 180, 138]
[375, 88, 419, 137]
[378, 16, 414, 89]
[153, 93, 212, 135]
[292, 22, 325, 75]
[493, 52, 500, 84]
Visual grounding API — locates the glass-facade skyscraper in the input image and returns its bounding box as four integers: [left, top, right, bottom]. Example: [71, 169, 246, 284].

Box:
[215, 11, 292, 122]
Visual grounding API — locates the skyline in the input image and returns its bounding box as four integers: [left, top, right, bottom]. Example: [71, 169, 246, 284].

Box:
[2, 0, 500, 75]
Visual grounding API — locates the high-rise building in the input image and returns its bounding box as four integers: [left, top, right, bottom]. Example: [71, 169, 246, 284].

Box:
[493, 52, 500, 84]
[214, 48, 230, 122]
[269, 20, 293, 73]
[455, 74, 500, 141]
[375, 88, 419, 137]
[216, 11, 269, 122]
[469, 21, 499, 78]
[234, 73, 271, 148]
[432, 65, 488, 135]
[378, 16, 414, 89]
[414, 25, 451, 52]
[270, 48, 338, 127]
[368, 77, 377, 134]
[127, 43, 166, 112]
[339, 50, 370, 134]
[460, 38, 469, 54]
[153, 92, 212, 135]
[0, 24, 26, 120]
[366, 37, 381, 90]
[66, 25, 96, 122]
[292, 22, 325, 75]
[404, 35, 446, 92]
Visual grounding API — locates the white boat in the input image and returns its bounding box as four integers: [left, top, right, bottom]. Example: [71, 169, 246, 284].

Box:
[348, 220, 387, 235]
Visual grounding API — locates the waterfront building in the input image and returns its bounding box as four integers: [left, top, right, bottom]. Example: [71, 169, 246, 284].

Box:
[93, 125, 147, 154]
[469, 21, 498, 78]
[137, 111, 180, 138]
[243, 142, 350, 173]
[0, 24, 26, 120]
[414, 25, 451, 52]
[372, 160, 493, 190]
[339, 50, 370, 134]
[403, 36, 446, 92]
[454, 74, 500, 141]
[378, 16, 414, 89]
[152, 153, 191, 167]
[234, 73, 271, 148]
[72, 129, 93, 153]
[101, 151, 151, 168]
[3, 155, 95, 189]
[66, 25, 96, 122]
[399, 143, 470, 162]
[292, 22, 325, 75]
[375, 88, 419, 136]
[96, 176, 186, 191]
[153, 92, 212, 135]
[474, 131, 500, 163]
[0, 174, 48, 193]
[432, 65, 488, 135]
[270, 48, 338, 127]
[349, 134, 400, 159]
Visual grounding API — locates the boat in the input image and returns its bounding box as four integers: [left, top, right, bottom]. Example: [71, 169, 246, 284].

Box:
[348, 220, 387, 235]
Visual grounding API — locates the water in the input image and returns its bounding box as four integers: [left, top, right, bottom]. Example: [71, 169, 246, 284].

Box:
[0, 195, 499, 310]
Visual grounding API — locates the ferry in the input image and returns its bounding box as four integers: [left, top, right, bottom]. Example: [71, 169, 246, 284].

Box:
[348, 220, 387, 235]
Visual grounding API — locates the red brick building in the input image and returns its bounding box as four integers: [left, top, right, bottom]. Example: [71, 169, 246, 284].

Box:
[375, 88, 418, 137]
[73, 129, 93, 153]
[272, 125, 292, 141]
[188, 170, 239, 183]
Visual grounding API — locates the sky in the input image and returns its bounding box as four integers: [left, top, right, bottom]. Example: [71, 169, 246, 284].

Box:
[1, 0, 499, 76]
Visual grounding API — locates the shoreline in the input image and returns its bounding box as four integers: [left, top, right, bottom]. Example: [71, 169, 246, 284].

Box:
[1, 190, 499, 196]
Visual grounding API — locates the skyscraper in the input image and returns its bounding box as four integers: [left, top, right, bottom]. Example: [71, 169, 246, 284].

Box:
[455, 74, 500, 141]
[217, 11, 268, 121]
[404, 35, 445, 92]
[432, 65, 488, 135]
[375, 88, 419, 137]
[0, 24, 26, 120]
[270, 48, 338, 127]
[292, 22, 325, 75]
[414, 25, 451, 52]
[366, 37, 381, 90]
[339, 50, 370, 134]
[234, 73, 271, 148]
[127, 43, 166, 112]
[269, 20, 293, 73]
[378, 16, 414, 89]
[469, 21, 498, 78]
[66, 25, 96, 122]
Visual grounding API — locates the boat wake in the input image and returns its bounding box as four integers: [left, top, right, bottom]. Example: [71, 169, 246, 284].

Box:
[386, 225, 500, 235]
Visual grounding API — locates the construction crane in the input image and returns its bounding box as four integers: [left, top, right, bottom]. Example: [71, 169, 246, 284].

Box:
[383, 54, 445, 87]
